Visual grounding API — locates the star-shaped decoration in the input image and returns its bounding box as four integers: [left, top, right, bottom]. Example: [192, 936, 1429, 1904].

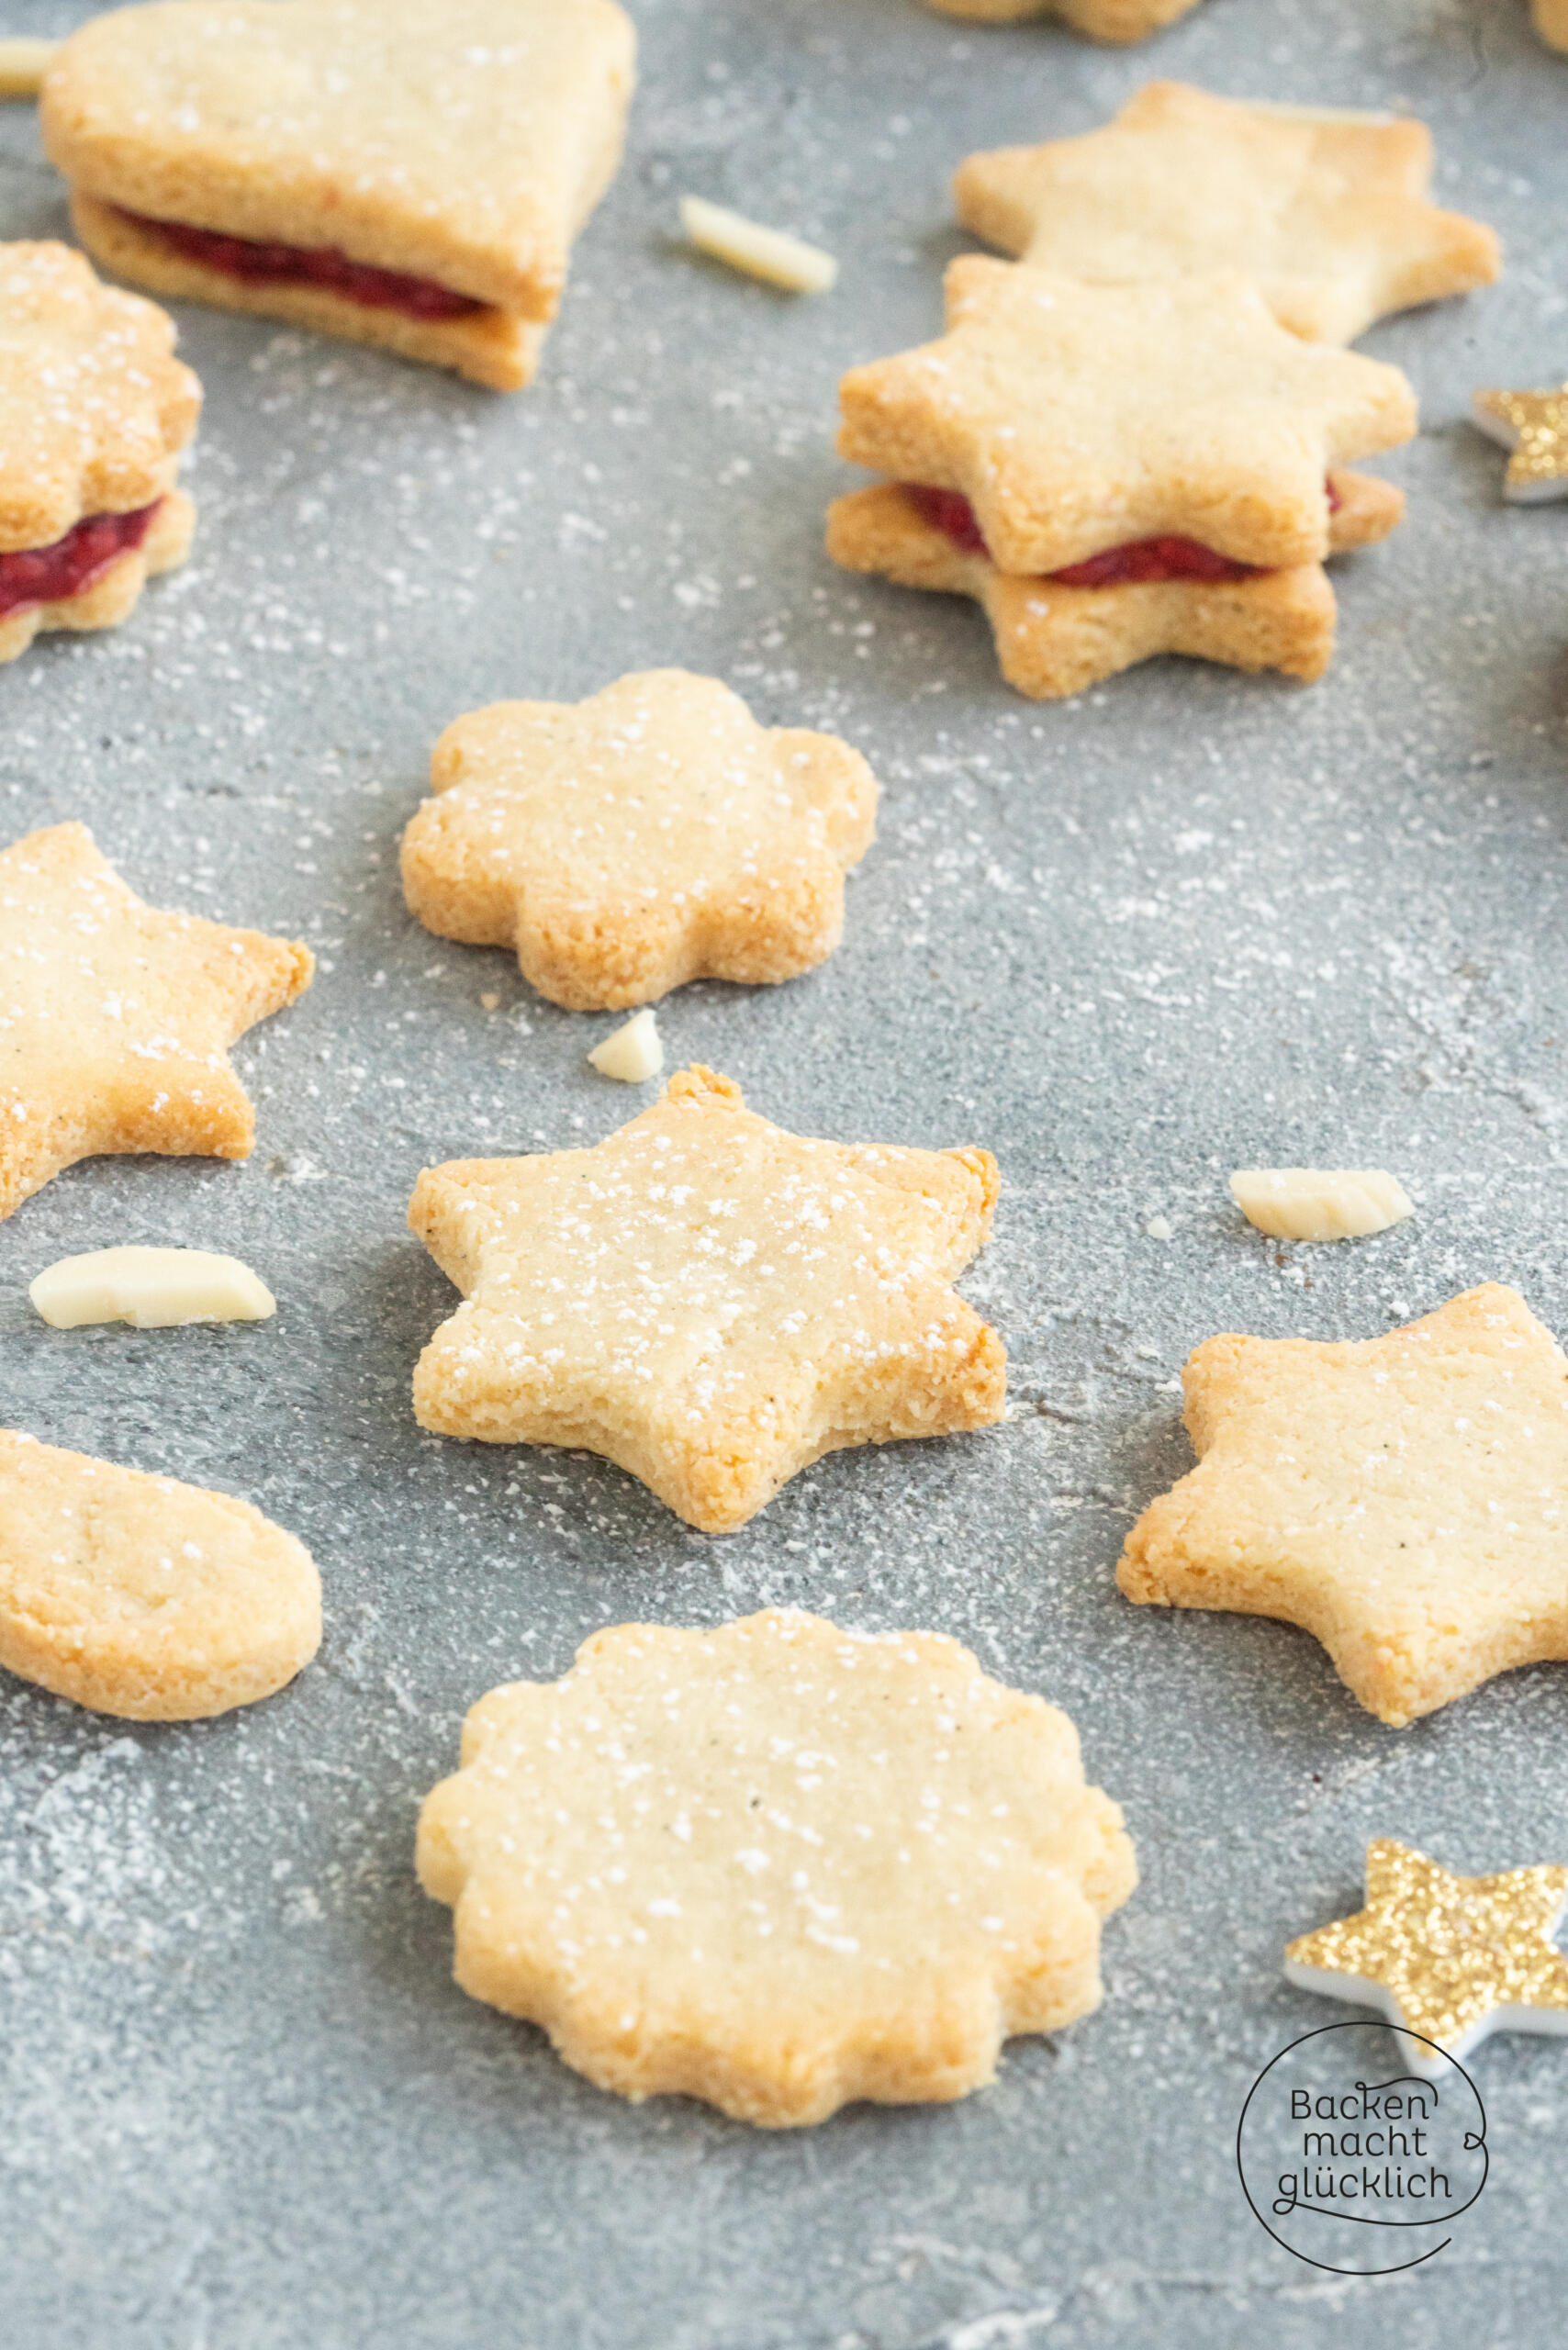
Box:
[1473, 381, 1568, 503]
[401, 669, 879, 1011]
[1117, 1283, 1568, 1727]
[953, 83, 1501, 346]
[836, 260, 1417, 577]
[408, 1064, 1006, 1530]
[1285, 1840, 1568, 2074]
[0, 822, 313, 1218]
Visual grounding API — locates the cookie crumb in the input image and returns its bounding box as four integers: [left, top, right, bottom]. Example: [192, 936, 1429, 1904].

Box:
[30, 1246, 276, 1329]
[679, 196, 837, 294]
[0, 38, 58, 97]
[588, 1007, 663, 1082]
[1230, 1168, 1414, 1243]
[480, 991, 499, 1011]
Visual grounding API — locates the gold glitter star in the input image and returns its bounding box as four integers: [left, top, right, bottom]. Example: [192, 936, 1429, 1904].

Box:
[1473, 382, 1568, 502]
[1285, 1839, 1568, 2074]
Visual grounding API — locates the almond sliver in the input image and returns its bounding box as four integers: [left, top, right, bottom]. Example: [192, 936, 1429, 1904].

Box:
[30, 1245, 277, 1328]
[679, 196, 837, 295]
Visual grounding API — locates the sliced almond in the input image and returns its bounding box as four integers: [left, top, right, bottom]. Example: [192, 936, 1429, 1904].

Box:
[588, 1007, 664, 1084]
[30, 1245, 276, 1328]
[0, 37, 60, 97]
[679, 196, 837, 294]
[1229, 1169, 1415, 1245]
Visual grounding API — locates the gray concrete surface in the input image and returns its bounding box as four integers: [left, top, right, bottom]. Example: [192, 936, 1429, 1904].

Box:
[3, 0, 1567, 2343]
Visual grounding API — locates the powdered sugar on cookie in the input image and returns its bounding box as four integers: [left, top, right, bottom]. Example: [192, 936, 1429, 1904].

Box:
[0, 240, 199, 660]
[409, 1066, 1005, 1529]
[418, 1608, 1135, 2125]
[403, 670, 878, 1010]
[954, 84, 1500, 345]
[0, 822, 313, 1217]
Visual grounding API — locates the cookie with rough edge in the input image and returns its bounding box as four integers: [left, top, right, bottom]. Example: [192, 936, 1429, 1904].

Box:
[1118, 1284, 1568, 1728]
[0, 822, 314, 1218]
[826, 469, 1401, 697]
[0, 490, 195, 666]
[42, 0, 635, 392]
[0, 1427, 320, 1718]
[955, 84, 1501, 346]
[403, 669, 879, 1012]
[417, 1607, 1136, 2126]
[924, 0, 1201, 40]
[0, 241, 199, 657]
[408, 1065, 1006, 1531]
[836, 260, 1417, 576]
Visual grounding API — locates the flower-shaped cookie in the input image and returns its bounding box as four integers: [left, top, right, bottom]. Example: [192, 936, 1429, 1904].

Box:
[0, 822, 313, 1217]
[402, 670, 879, 1010]
[417, 1608, 1137, 2125]
[955, 84, 1500, 345]
[826, 466, 1403, 698]
[1119, 1284, 1568, 1727]
[42, 0, 636, 391]
[0, 240, 199, 664]
[836, 260, 1417, 576]
[409, 1065, 1005, 1529]
[0, 1428, 319, 1718]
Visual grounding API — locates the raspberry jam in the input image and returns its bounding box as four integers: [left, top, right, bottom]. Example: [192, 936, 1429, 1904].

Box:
[907, 479, 1342, 586]
[0, 501, 160, 621]
[120, 210, 484, 321]
[1050, 538, 1259, 588]
[907, 484, 988, 554]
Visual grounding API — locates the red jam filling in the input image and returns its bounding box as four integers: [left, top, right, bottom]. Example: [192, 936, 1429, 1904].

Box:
[906, 478, 1343, 587]
[118, 209, 485, 321]
[0, 500, 160, 621]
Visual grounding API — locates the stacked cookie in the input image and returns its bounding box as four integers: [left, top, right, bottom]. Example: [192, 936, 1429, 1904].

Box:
[39, 0, 636, 392]
[829, 84, 1501, 698]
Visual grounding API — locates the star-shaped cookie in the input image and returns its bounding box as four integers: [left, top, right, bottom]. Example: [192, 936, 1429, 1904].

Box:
[0, 240, 199, 664]
[402, 670, 879, 1011]
[417, 1607, 1137, 2125]
[0, 1427, 320, 1719]
[1118, 1284, 1568, 1727]
[1473, 381, 1568, 503]
[836, 261, 1417, 576]
[1285, 1840, 1568, 2074]
[954, 84, 1501, 346]
[826, 466, 1403, 698]
[0, 822, 313, 1218]
[42, 0, 636, 392]
[922, 0, 1201, 40]
[409, 1065, 1006, 1530]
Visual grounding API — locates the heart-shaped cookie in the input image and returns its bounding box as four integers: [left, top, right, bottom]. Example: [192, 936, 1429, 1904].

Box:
[42, 0, 635, 389]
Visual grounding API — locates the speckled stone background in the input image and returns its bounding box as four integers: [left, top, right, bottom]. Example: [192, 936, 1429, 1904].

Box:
[3, 0, 1567, 2343]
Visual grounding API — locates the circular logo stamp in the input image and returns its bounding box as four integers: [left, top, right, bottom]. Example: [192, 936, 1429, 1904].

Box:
[1237, 2021, 1488, 2274]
